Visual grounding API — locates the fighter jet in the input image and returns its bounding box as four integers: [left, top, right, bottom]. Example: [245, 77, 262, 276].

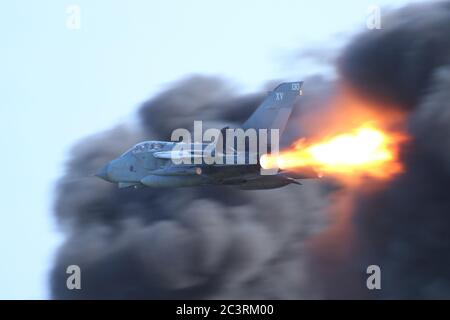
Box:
[95, 81, 319, 189]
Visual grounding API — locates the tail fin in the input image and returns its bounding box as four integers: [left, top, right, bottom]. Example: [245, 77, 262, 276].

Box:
[242, 81, 303, 135]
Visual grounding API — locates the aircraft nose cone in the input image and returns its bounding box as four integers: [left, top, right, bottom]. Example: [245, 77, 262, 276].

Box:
[95, 163, 111, 181]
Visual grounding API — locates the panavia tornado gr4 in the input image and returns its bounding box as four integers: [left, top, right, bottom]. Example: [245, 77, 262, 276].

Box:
[95, 81, 320, 189]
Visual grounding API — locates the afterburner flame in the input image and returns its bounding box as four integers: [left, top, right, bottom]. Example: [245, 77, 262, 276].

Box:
[261, 124, 404, 179]
[260, 87, 408, 181]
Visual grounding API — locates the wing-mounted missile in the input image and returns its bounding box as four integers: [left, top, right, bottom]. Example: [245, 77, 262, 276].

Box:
[149, 166, 203, 176]
[153, 150, 203, 160]
[280, 167, 320, 179]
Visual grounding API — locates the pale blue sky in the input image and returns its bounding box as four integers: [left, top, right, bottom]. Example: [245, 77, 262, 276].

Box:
[0, 0, 417, 299]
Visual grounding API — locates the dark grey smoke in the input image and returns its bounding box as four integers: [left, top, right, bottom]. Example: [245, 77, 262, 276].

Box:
[339, 1, 450, 110]
[308, 1, 450, 299]
[51, 1, 450, 299]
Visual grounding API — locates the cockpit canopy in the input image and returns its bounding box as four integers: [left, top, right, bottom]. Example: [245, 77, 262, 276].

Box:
[121, 141, 171, 156]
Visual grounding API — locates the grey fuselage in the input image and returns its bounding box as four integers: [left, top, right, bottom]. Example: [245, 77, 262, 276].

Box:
[96, 141, 291, 189]
[95, 81, 320, 189]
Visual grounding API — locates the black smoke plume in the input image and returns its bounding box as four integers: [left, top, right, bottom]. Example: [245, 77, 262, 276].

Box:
[309, 0, 450, 299]
[51, 1, 450, 299]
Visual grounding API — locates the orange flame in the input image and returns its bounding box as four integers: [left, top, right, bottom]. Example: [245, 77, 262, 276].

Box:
[261, 86, 408, 182]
